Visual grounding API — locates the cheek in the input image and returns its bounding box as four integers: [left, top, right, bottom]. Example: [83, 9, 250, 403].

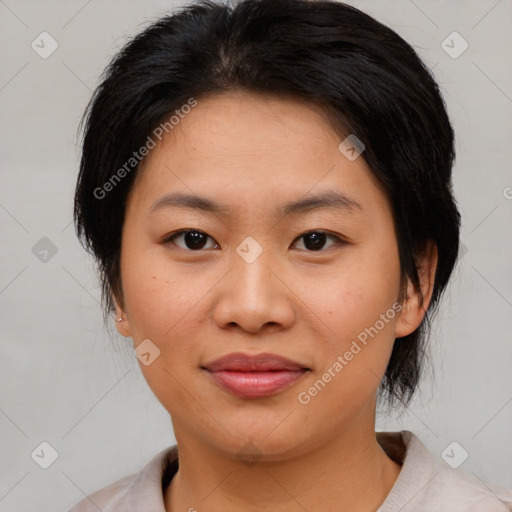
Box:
[295, 281, 400, 419]
[300, 240, 401, 385]
[120, 243, 207, 344]
[120, 251, 208, 411]
[309, 246, 401, 340]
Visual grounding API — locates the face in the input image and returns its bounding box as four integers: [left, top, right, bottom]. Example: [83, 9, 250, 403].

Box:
[115, 91, 430, 460]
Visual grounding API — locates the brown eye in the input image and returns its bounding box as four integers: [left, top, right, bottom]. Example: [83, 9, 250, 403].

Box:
[165, 230, 219, 250]
[292, 231, 343, 251]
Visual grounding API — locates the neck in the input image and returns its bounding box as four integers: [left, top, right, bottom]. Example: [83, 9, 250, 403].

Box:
[164, 420, 402, 512]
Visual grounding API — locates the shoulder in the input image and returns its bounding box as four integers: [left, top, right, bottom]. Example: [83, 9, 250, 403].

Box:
[378, 431, 512, 512]
[429, 460, 512, 512]
[67, 445, 179, 512]
[67, 473, 136, 512]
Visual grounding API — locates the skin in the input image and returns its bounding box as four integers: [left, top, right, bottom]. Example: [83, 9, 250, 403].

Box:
[114, 90, 438, 512]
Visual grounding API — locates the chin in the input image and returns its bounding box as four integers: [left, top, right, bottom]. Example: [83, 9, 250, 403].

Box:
[208, 418, 314, 462]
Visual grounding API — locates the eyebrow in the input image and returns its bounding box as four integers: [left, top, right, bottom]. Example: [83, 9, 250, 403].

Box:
[149, 190, 362, 218]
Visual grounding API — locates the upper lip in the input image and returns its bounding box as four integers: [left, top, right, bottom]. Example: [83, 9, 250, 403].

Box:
[202, 352, 309, 372]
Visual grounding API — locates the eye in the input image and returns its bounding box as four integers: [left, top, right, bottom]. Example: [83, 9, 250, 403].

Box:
[163, 229, 345, 252]
[291, 230, 344, 251]
[164, 229, 219, 251]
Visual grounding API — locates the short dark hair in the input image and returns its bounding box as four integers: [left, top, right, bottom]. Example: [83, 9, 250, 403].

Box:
[74, 0, 461, 407]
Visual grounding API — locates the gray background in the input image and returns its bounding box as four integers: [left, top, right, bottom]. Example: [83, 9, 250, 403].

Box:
[0, 0, 511, 510]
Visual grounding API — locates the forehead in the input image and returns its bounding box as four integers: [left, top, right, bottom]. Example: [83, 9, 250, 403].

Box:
[147, 91, 342, 172]
[129, 91, 389, 217]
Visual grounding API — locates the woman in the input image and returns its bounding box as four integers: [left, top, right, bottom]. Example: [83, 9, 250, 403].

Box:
[69, 0, 512, 510]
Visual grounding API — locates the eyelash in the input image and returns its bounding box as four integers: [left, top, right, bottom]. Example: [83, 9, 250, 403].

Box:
[162, 229, 347, 252]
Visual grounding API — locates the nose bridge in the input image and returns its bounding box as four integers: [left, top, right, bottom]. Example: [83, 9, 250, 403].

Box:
[212, 237, 294, 332]
[231, 236, 277, 303]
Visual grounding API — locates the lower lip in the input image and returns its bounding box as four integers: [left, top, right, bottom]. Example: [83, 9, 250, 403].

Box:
[206, 369, 308, 398]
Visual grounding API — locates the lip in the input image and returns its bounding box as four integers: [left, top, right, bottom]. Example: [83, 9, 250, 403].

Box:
[202, 352, 310, 399]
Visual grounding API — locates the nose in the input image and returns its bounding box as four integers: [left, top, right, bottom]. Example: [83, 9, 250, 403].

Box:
[212, 248, 296, 334]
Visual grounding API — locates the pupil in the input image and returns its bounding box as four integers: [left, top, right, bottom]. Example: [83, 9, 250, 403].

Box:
[304, 232, 325, 251]
[185, 231, 206, 250]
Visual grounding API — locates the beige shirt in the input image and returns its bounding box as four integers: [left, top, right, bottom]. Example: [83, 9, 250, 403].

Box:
[68, 430, 512, 511]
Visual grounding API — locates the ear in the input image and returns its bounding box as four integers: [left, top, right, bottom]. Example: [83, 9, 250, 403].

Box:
[112, 293, 133, 338]
[394, 240, 438, 338]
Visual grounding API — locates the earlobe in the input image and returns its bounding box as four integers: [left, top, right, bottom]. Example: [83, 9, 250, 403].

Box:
[394, 240, 438, 339]
[112, 295, 132, 338]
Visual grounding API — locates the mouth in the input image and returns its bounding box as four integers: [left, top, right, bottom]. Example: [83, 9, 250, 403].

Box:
[201, 352, 310, 399]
